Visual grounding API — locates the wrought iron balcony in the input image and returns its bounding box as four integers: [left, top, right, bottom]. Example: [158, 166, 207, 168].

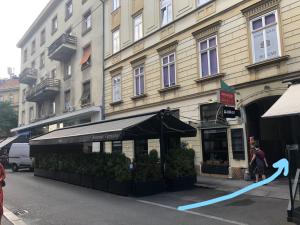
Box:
[48, 33, 77, 61]
[26, 78, 60, 102]
[19, 68, 37, 85]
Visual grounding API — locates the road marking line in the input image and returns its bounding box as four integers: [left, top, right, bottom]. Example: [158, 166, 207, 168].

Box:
[137, 200, 248, 225]
[3, 206, 27, 225]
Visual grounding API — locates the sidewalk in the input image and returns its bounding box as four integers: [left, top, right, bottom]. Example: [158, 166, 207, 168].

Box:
[3, 207, 26, 225]
[196, 175, 290, 200]
[3, 216, 13, 225]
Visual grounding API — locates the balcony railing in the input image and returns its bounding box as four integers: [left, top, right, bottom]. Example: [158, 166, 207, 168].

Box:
[26, 78, 60, 102]
[48, 33, 77, 61]
[19, 68, 37, 85]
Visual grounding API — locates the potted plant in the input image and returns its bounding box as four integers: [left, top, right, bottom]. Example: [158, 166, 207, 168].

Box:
[107, 153, 132, 196]
[132, 150, 165, 197]
[165, 143, 196, 191]
[93, 153, 109, 192]
[78, 154, 94, 188]
[67, 153, 81, 186]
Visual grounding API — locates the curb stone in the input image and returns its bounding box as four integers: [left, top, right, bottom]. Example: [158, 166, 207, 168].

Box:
[3, 207, 27, 225]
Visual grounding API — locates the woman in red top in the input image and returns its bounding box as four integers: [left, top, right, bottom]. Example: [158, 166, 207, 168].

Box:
[0, 163, 5, 224]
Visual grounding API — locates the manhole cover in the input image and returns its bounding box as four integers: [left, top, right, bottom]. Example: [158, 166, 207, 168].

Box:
[13, 209, 29, 216]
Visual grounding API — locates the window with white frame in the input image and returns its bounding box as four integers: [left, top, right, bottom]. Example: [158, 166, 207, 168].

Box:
[66, 0, 73, 20]
[40, 29, 46, 46]
[52, 16, 58, 34]
[251, 11, 281, 63]
[112, 29, 120, 53]
[83, 10, 92, 33]
[197, 0, 211, 7]
[23, 49, 28, 63]
[112, 75, 121, 102]
[199, 36, 219, 77]
[112, 0, 120, 11]
[29, 107, 34, 122]
[134, 14, 143, 41]
[134, 65, 145, 96]
[40, 52, 45, 69]
[65, 63, 72, 78]
[162, 53, 176, 88]
[160, 0, 173, 26]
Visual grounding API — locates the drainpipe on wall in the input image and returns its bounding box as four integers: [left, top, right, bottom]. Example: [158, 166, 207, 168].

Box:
[99, 0, 105, 121]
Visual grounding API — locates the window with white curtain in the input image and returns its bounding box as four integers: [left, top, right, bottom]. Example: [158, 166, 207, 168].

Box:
[112, 0, 120, 11]
[199, 36, 219, 77]
[112, 29, 120, 53]
[134, 65, 145, 96]
[112, 75, 121, 102]
[251, 11, 281, 63]
[134, 14, 143, 41]
[197, 0, 211, 7]
[162, 53, 176, 88]
[160, 0, 173, 26]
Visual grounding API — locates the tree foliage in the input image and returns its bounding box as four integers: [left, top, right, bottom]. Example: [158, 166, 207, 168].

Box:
[0, 102, 18, 137]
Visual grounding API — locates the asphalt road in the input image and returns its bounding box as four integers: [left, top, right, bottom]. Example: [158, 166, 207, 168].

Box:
[3, 171, 296, 225]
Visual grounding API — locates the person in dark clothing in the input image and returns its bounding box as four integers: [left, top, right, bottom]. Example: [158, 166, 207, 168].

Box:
[250, 146, 268, 183]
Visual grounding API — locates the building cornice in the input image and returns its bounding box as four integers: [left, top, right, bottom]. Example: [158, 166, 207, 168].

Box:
[11, 106, 101, 133]
[17, 0, 61, 48]
[241, 0, 281, 19]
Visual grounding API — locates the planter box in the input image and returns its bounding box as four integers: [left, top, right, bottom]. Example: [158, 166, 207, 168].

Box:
[58, 172, 70, 183]
[132, 180, 165, 197]
[80, 175, 94, 188]
[166, 176, 196, 192]
[93, 176, 109, 192]
[68, 173, 81, 186]
[108, 180, 131, 196]
[34, 169, 48, 178]
[34, 169, 58, 179]
[201, 164, 229, 175]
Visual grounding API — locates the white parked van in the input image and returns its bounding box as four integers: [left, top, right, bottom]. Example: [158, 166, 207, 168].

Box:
[9, 143, 34, 172]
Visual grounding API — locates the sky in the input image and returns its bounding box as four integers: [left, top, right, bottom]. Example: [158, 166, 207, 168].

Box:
[0, 0, 50, 79]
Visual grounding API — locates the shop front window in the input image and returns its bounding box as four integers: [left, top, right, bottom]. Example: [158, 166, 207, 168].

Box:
[134, 139, 148, 159]
[202, 129, 229, 165]
[112, 141, 122, 153]
[231, 129, 245, 160]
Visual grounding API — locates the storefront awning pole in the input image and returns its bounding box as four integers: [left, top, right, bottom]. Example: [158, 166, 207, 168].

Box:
[160, 111, 166, 177]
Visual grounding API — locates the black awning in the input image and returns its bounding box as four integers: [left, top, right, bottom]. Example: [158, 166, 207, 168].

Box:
[30, 110, 197, 146]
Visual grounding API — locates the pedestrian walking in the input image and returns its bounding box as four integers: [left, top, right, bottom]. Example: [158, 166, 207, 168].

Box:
[250, 144, 268, 183]
[0, 163, 6, 225]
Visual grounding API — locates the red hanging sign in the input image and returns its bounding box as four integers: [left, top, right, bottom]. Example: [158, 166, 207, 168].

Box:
[219, 90, 236, 106]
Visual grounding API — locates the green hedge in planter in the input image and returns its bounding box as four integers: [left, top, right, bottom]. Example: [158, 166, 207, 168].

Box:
[133, 150, 162, 183]
[106, 153, 132, 196]
[93, 153, 110, 191]
[132, 150, 165, 196]
[165, 143, 196, 191]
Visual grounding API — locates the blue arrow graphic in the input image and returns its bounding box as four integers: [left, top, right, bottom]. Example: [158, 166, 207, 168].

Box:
[178, 158, 289, 211]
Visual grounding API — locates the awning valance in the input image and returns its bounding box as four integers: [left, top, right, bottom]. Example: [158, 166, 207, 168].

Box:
[263, 84, 300, 118]
[0, 136, 19, 150]
[30, 111, 197, 146]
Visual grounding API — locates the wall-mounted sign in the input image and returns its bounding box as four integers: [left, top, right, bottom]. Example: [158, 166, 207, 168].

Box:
[219, 90, 236, 106]
[286, 144, 299, 151]
[222, 106, 241, 118]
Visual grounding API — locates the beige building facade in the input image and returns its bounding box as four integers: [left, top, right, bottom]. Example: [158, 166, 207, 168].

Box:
[0, 77, 19, 112]
[13, 0, 104, 138]
[103, 0, 300, 178]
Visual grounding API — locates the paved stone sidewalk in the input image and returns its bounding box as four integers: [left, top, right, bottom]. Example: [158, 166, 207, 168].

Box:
[197, 175, 290, 200]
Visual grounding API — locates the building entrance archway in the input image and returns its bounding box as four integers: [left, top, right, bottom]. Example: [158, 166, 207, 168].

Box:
[245, 96, 289, 174]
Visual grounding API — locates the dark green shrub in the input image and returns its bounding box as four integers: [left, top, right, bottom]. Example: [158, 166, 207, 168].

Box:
[107, 153, 131, 182]
[94, 153, 109, 178]
[134, 149, 162, 182]
[165, 143, 196, 179]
